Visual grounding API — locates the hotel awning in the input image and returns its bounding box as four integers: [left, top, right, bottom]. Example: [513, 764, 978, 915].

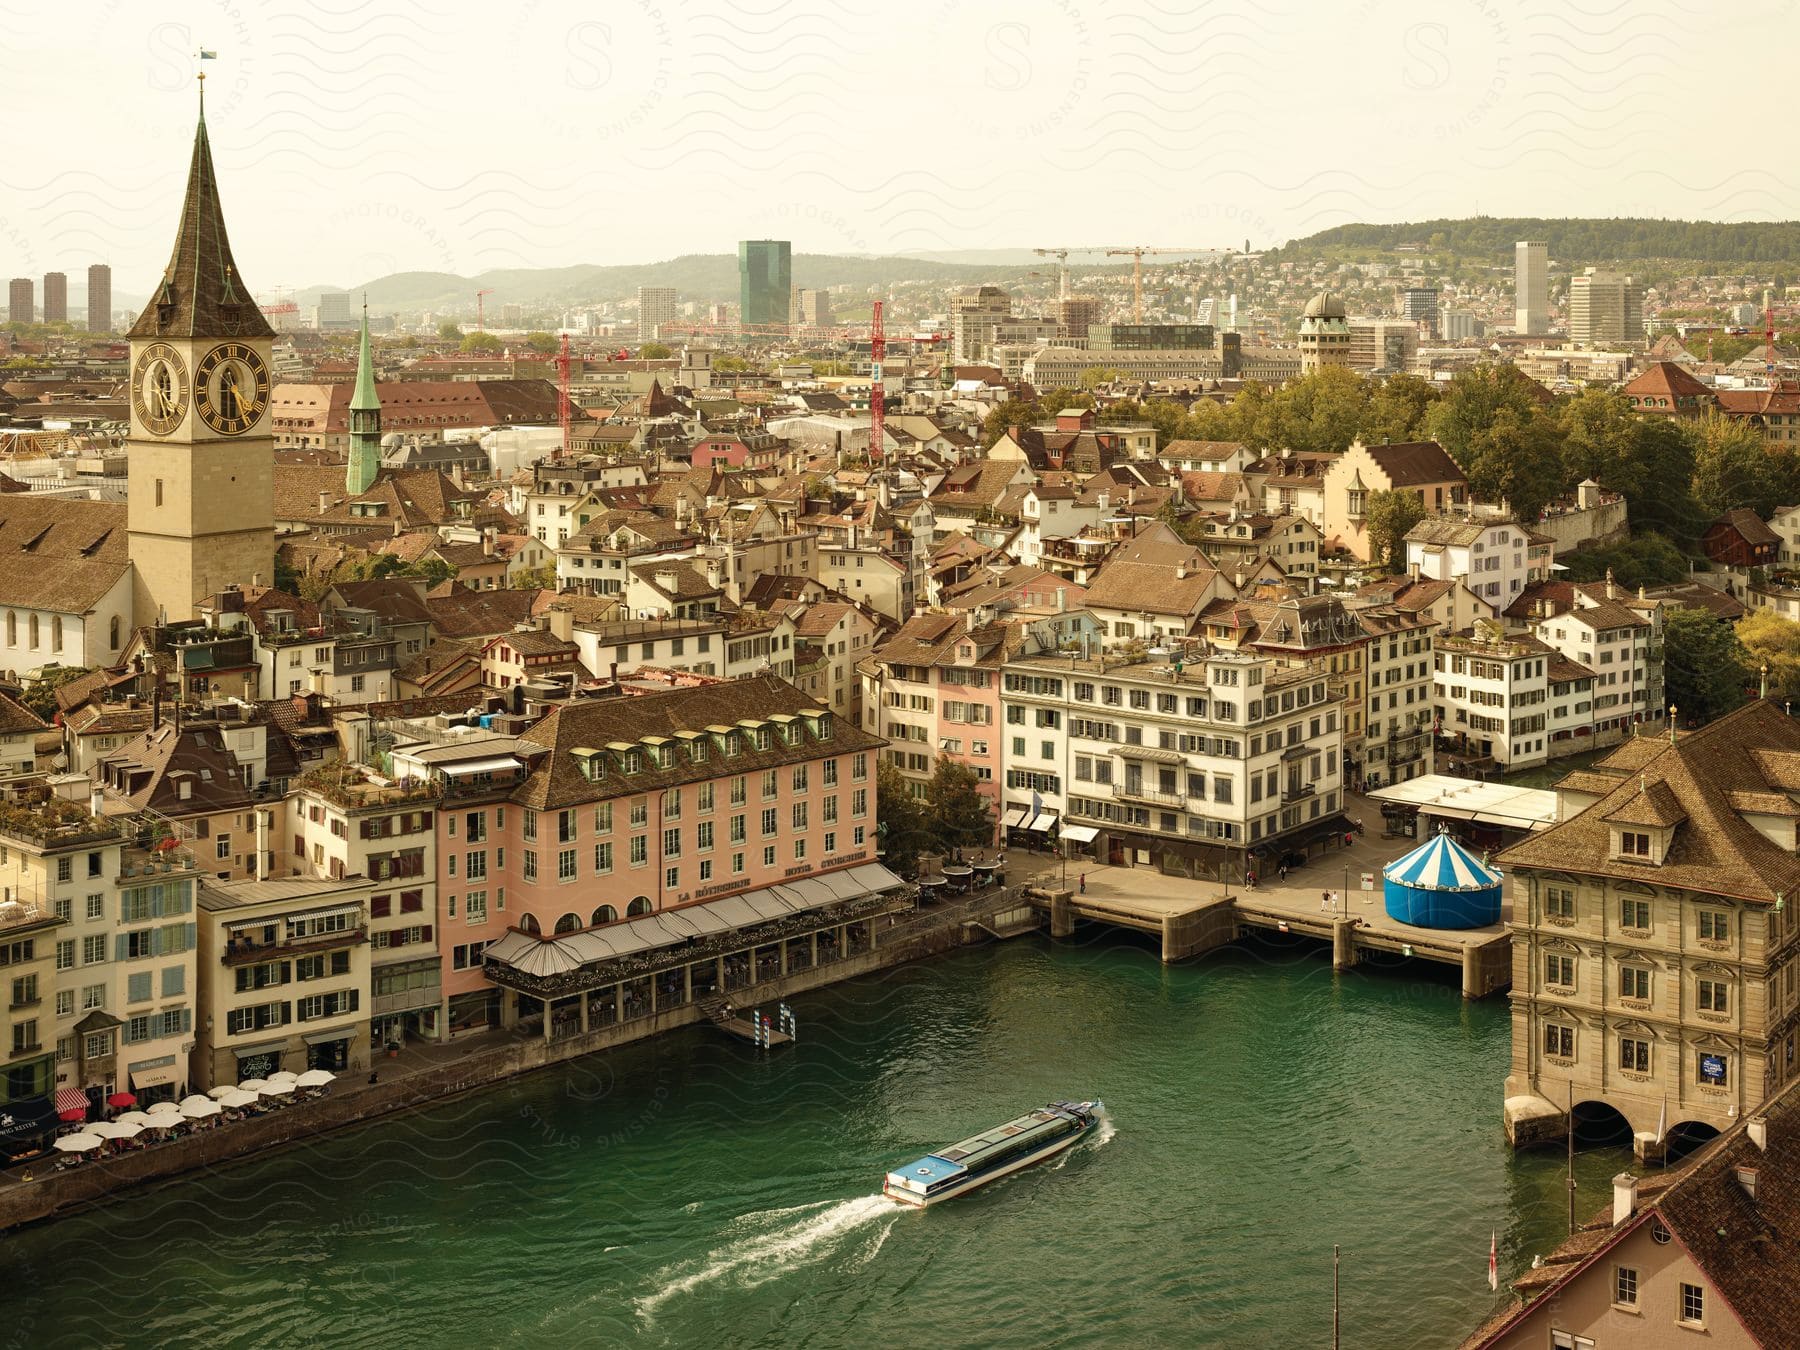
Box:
[232, 1038, 288, 1059]
[302, 1028, 354, 1046]
[1001, 805, 1030, 829]
[484, 862, 909, 981]
[1026, 813, 1060, 832]
[1060, 824, 1099, 843]
[0, 1096, 55, 1141]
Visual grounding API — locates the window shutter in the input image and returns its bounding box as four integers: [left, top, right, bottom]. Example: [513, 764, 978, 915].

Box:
[187, 922, 196, 951]
[349, 989, 360, 1012]
[115, 933, 129, 961]
[421, 925, 433, 942]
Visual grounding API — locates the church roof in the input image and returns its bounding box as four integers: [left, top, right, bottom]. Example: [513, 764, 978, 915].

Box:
[128, 86, 274, 342]
[350, 304, 379, 411]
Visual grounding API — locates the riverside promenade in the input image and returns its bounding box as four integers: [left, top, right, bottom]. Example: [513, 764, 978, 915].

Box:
[1034, 796, 1513, 998]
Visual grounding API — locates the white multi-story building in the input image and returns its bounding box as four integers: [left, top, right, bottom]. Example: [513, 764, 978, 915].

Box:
[1568, 269, 1644, 349]
[1433, 626, 1555, 770]
[998, 647, 1347, 874]
[1404, 517, 1551, 616]
[1355, 606, 1436, 789]
[1514, 241, 1548, 336]
[1529, 597, 1662, 743]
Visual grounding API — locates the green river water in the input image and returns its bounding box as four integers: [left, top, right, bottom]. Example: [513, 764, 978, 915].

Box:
[7, 933, 1627, 1349]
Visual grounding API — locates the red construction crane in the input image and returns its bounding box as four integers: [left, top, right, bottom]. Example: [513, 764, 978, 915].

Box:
[869, 300, 885, 464]
[1767, 288, 1777, 381]
[556, 332, 572, 461]
[476, 288, 495, 332]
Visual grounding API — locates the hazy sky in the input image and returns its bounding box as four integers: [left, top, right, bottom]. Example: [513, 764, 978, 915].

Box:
[4, 0, 1793, 297]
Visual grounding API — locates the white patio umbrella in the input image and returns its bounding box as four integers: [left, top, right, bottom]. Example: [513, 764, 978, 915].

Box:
[115, 1110, 158, 1128]
[177, 1094, 213, 1114]
[266, 1070, 300, 1084]
[53, 1133, 103, 1153]
[237, 1078, 270, 1092]
[260, 1080, 296, 1096]
[295, 1069, 335, 1088]
[207, 1085, 240, 1100]
[180, 1098, 222, 1120]
[216, 1089, 258, 1109]
[90, 1121, 142, 1140]
[145, 1101, 183, 1115]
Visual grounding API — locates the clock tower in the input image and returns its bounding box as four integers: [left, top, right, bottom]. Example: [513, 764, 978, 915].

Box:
[127, 76, 275, 624]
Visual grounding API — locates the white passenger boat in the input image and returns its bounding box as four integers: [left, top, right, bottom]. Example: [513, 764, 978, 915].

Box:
[883, 1100, 1102, 1207]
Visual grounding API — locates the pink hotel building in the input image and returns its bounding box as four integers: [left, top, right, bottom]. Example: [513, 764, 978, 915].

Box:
[394, 674, 905, 1040]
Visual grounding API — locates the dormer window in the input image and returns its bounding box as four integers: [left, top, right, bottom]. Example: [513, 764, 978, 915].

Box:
[1620, 831, 1651, 858]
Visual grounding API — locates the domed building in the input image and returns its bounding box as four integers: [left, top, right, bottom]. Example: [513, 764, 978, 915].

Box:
[1299, 291, 1351, 374]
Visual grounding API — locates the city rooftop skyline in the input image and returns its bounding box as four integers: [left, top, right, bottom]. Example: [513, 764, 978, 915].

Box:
[4, 0, 1792, 292]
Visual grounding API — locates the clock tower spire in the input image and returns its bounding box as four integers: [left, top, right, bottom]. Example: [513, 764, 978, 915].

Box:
[127, 75, 276, 623]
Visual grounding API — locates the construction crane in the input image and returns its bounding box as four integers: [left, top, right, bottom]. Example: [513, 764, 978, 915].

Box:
[869, 299, 885, 463]
[1767, 288, 1777, 382]
[556, 332, 572, 461]
[1106, 247, 1210, 322]
[475, 288, 495, 332]
[1034, 247, 1117, 301]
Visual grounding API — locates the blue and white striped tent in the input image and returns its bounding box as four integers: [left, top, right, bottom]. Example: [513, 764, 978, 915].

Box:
[1383, 830, 1502, 930]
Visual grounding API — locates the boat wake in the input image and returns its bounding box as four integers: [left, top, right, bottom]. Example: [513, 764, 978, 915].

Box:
[1090, 1105, 1117, 1150]
[635, 1194, 900, 1320]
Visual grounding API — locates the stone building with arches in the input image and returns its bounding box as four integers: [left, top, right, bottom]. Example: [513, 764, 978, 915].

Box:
[1499, 699, 1800, 1159]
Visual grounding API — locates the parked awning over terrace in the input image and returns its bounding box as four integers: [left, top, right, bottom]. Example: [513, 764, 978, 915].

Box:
[484, 863, 909, 980]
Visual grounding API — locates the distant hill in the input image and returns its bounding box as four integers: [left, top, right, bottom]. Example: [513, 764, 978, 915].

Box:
[1273, 218, 1800, 270]
[296, 253, 1053, 314]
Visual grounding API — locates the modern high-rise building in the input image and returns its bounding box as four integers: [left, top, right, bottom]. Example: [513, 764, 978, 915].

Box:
[7, 278, 31, 325]
[637, 285, 677, 340]
[1086, 323, 1215, 351]
[1400, 287, 1439, 335]
[41, 272, 67, 324]
[87, 263, 112, 332]
[793, 288, 833, 328]
[1514, 241, 1548, 335]
[737, 240, 791, 330]
[313, 291, 353, 330]
[949, 285, 1013, 363]
[1567, 269, 1644, 349]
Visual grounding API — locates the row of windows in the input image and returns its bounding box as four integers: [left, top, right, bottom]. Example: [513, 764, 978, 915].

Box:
[1542, 954, 1733, 1012]
[1541, 1023, 1734, 1086]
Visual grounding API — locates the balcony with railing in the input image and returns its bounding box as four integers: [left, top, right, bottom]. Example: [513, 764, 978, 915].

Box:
[1281, 782, 1316, 804]
[220, 926, 369, 966]
[1113, 782, 1185, 809]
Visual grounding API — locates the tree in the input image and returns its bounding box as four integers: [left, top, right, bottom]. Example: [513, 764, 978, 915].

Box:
[437, 320, 464, 341]
[1362, 489, 1428, 570]
[712, 355, 750, 373]
[639, 341, 673, 360]
[523, 331, 558, 354]
[1426, 366, 1567, 521]
[1556, 533, 1690, 591]
[1362, 373, 1440, 445]
[1252, 364, 1369, 456]
[980, 397, 1041, 447]
[510, 562, 560, 591]
[1039, 388, 1095, 415]
[927, 759, 994, 856]
[1077, 366, 1120, 389]
[460, 332, 503, 354]
[1689, 412, 1792, 519]
[19, 666, 92, 721]
[1662, 605, 1749, 726]
[875, 760, 932, 877]
[1736, 610, 1800, 701]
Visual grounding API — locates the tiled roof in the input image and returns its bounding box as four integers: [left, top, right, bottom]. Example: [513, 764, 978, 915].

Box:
[1498, 700, 1800, 903]
[514, 673, 880, 810]
[1621, 359, 1713, 400]
[1359, 439, 1466, 488]
[0, 691, 46, 735]
[1711, 507, 1780, 547]
[0, 499, 130, 614]
[425, 588, 540, 640]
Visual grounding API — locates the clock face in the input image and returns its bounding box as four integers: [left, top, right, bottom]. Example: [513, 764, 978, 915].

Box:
[131, 343, 189, 436]
[194, 343, 271, 436]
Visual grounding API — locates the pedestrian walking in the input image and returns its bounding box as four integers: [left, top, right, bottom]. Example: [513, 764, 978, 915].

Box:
[1278, 863, 1288, 883]
[1321, 891, 1330, 912]
[1079, 873, 1087, 894]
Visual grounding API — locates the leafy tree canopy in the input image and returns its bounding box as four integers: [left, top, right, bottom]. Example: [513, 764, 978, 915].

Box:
[1663, 605, 1749, 726]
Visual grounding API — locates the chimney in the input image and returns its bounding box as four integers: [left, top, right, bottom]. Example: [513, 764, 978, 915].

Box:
[1748, 1116, 1769, 1151]
[1606, 567, 1617, 600]
[89, 786, 104, 818]
[546, 605, 574, 642]
[655, 569, 677, 592]
[318, 490, 331, 515]
[392, 519, 403, 538]
[1735, 1164, 1760, 1203]
[1611, 1172, 1637, 1227]
[1409, 560, 1420, 582]
[483, 526, 496, 557]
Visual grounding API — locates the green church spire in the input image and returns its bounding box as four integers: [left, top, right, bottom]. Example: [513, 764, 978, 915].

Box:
[345, 296, 381, 495]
